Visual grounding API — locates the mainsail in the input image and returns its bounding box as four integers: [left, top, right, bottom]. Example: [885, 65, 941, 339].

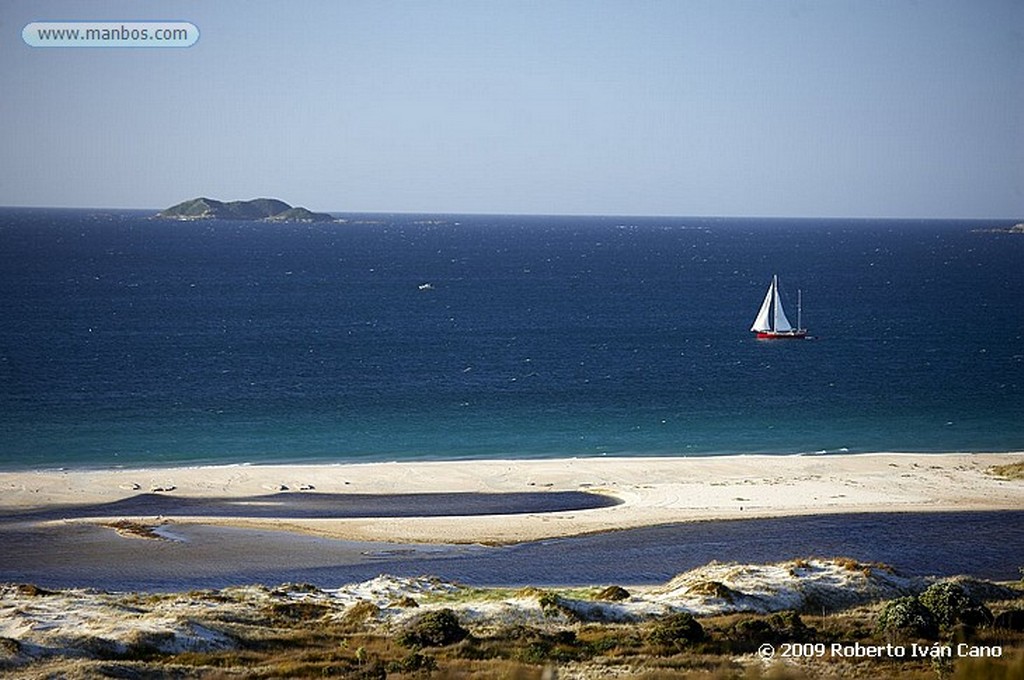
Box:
[751, 275, 796, 333]
[772, 278, 793, 332]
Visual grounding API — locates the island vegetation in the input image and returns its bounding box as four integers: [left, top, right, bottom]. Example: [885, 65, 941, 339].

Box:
[156, 197, 335, 222]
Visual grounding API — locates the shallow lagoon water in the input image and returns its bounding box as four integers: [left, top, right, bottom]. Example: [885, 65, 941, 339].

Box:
[2, 511, 1020, 591]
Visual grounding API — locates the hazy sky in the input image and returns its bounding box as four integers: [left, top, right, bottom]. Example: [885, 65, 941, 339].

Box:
[2, 0, 1021, 218]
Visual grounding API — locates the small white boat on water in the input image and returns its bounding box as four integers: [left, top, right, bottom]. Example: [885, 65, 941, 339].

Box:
[751, 275, 807, 339]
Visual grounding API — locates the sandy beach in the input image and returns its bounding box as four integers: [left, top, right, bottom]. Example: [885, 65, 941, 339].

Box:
[2, 452, 1022, 545]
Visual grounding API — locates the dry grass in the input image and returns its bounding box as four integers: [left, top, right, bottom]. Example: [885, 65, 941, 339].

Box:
[100, 519, 168, 540]
[831, 556, 896, 577]
[341, 600, 381, 627]
[687, 581, 739, 601]
[989, 462, 1024, 480]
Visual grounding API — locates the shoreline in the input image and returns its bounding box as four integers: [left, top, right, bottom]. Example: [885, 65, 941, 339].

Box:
[3, 447, 1018, 473]
[2, 451, 1022, 545]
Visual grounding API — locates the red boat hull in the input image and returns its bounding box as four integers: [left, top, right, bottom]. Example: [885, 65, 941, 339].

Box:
[755, 330, 808, 340]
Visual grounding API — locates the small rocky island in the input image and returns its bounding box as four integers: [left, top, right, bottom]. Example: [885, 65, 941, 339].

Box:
[156, 197, 335, 222]
[972, 222, 1024, 234]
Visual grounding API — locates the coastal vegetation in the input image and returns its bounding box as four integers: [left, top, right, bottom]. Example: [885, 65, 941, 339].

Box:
[990, 462, 1024, 480]
[99, 519, 168, 540]
[2, 559, 1023, 679]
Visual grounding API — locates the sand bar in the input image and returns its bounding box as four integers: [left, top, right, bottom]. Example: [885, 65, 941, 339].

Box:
[1, 452, 1022, 545]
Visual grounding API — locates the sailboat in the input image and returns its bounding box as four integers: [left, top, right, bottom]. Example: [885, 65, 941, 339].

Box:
[751, 275, 807, 339]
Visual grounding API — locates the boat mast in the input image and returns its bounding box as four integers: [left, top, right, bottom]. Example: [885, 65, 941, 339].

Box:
[771, 275, 778, 332]
[797, 288, 802, 331]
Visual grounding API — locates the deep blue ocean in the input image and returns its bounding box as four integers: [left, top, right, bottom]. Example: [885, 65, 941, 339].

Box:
[1, 209, 1022, 469]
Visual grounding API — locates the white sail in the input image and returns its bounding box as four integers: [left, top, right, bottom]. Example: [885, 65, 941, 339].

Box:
[772, 276, 794, 332]
[750, 278, 774, 332]
[752, 275, 807, 337]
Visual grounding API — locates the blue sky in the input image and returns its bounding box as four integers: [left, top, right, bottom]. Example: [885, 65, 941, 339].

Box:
[2, 0, 1021, 218]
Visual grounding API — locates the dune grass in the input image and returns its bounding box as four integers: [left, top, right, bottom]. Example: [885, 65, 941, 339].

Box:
[6, 597, 1022, 679]
[990, 462, 1024, 480]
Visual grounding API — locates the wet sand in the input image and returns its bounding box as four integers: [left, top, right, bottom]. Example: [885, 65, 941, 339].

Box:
[1, 452, 1022, 590]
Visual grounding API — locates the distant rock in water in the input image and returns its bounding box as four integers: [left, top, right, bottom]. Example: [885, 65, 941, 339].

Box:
[157, 197, 334, 222]
[972, 222, 1024, 234]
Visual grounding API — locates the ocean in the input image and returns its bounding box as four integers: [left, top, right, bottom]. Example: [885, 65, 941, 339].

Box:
[1, 209, 1022, 469]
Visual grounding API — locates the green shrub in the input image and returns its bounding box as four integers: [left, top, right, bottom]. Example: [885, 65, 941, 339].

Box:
[399, 608, 468, 648]
[264, 601, 331, 622]
[647, 612, 706, 649]
[729, 611, 813, 647]
[767, 611, 813, 642]
[516, 631, 588, 665]
[731, 618, 774, 645]
[877, 596, 938, 639]
[387, 650, 437, 673]
[537, 591, 580, 621]
[919, 582, 993, 629]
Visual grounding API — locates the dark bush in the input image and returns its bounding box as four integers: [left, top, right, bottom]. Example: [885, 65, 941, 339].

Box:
[264, 601, 331, 622]
[993, 609, 1024, 632]
[399, 608, 468, 648]
[647, 612, 706, 649]
[731, 618, 773, 644]
[0, 637, 22, 656]
[516, 631, 588, 665]
[388, 651, 437, 673]
[767, 611, 813, 642]
[729, 611, 813, 647]
[877, 596, 938, 640]
[919, 581, 993, 628]
[537, 591, 581, 621]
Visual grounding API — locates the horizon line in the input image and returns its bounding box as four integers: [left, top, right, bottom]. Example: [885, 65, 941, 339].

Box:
[0, 203, 1020, 223]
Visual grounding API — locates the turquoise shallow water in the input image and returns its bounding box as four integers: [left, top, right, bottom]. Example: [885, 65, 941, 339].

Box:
[1, 209, 1022, 469]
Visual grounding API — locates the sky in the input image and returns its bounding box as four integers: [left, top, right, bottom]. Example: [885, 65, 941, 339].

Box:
[1, 0, 1021, 218]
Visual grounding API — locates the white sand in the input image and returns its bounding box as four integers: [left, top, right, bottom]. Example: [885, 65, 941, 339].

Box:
[1, 452, 1021, 545]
